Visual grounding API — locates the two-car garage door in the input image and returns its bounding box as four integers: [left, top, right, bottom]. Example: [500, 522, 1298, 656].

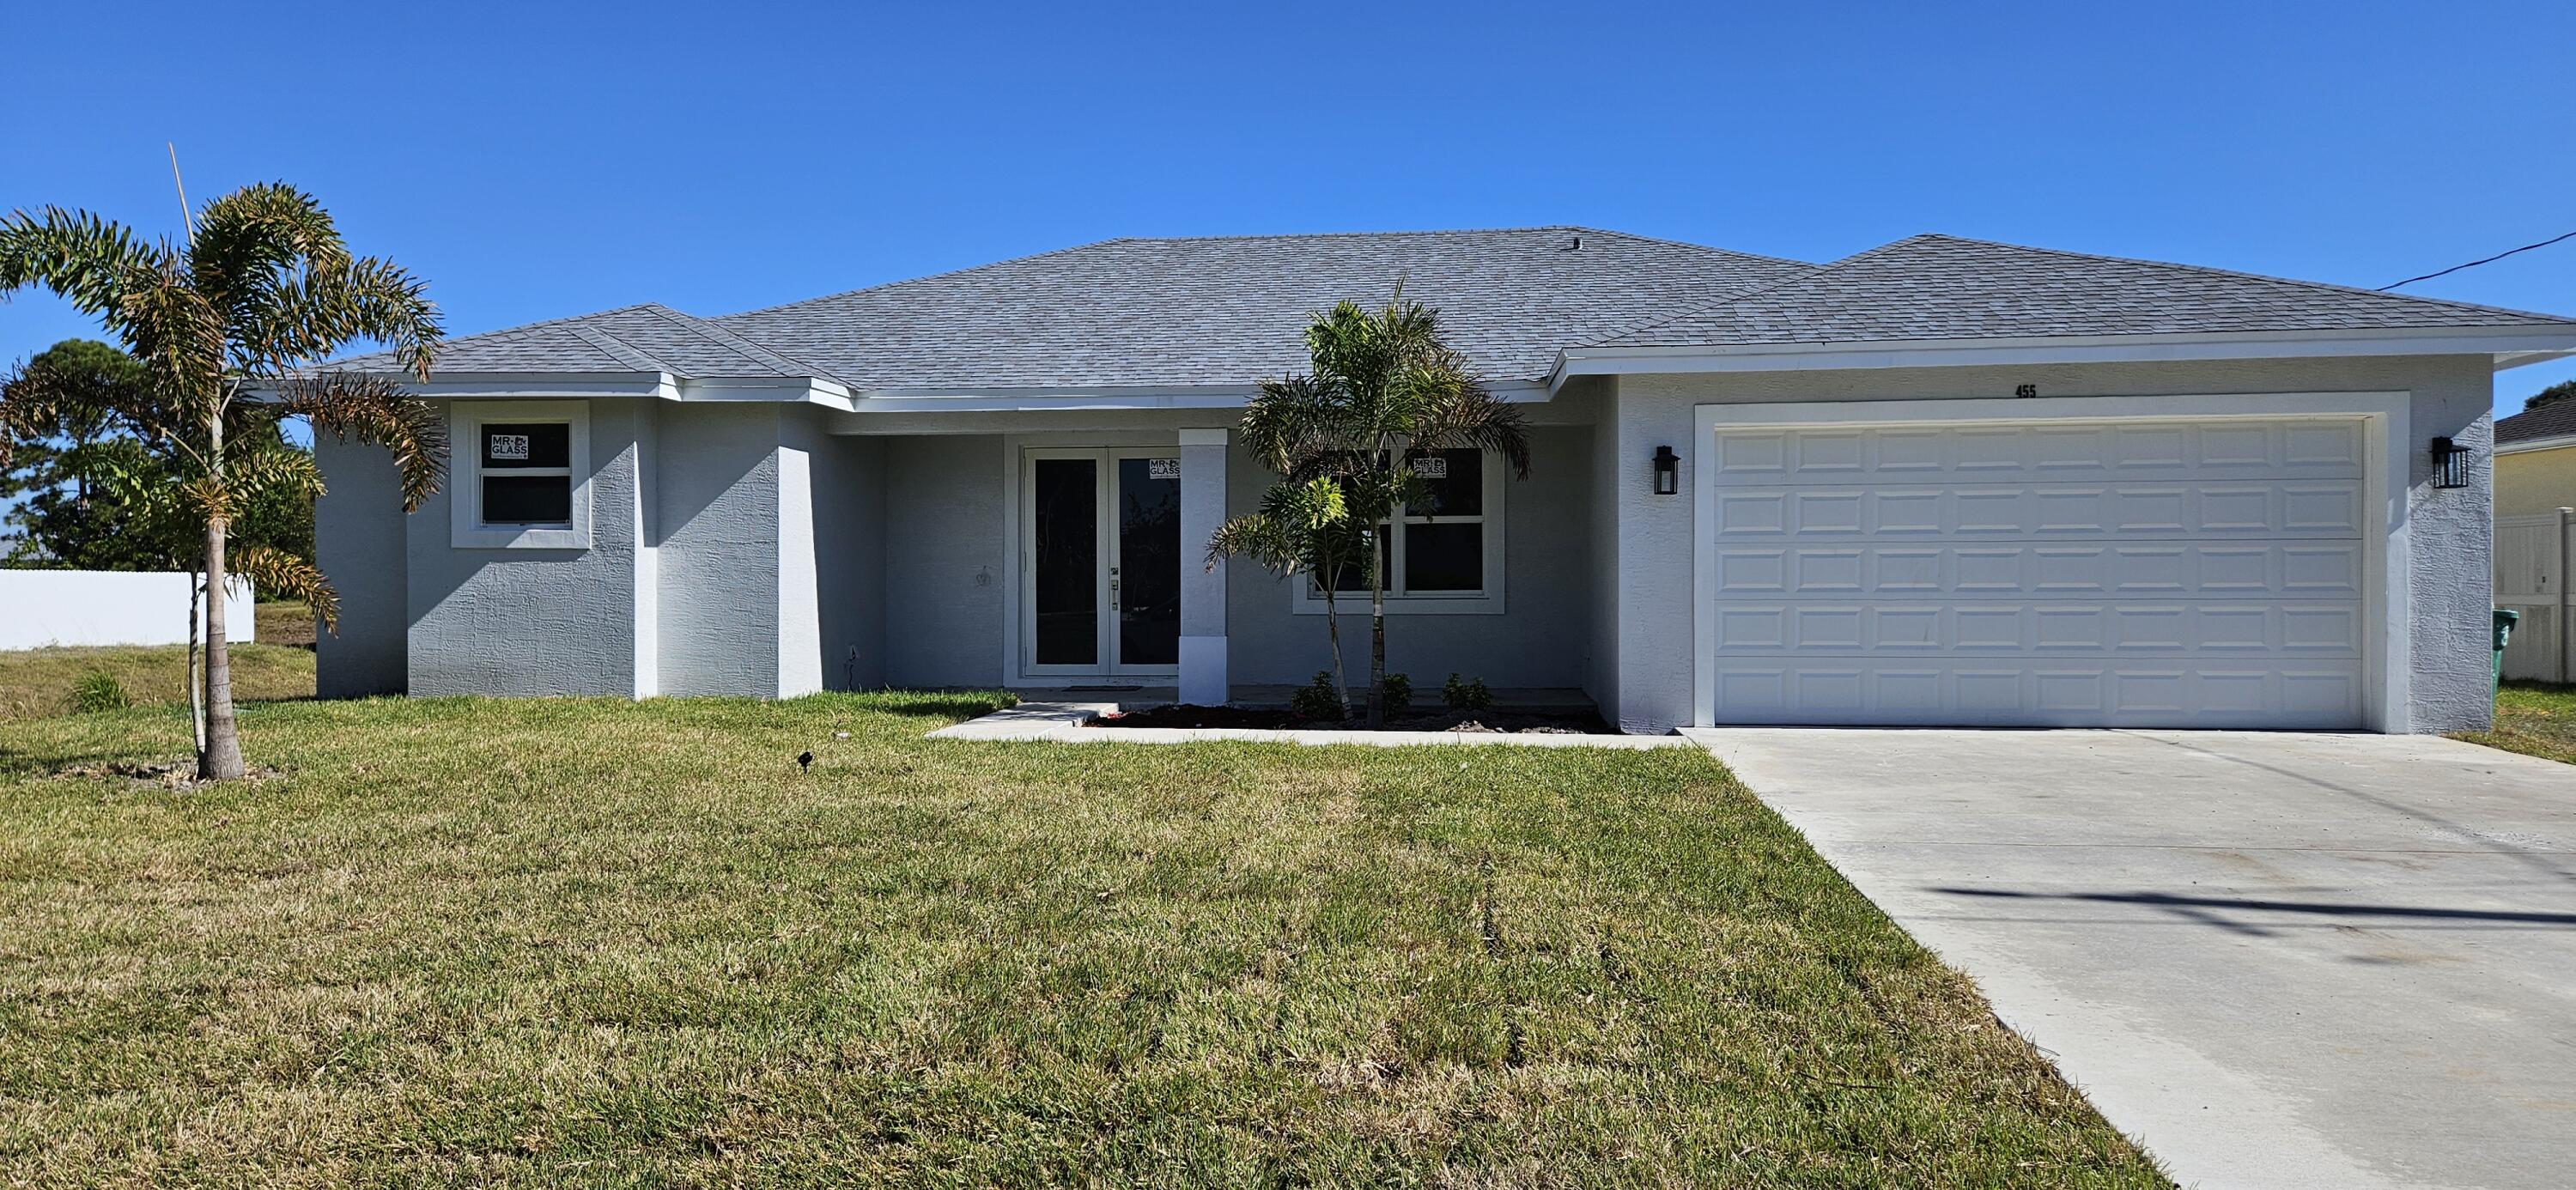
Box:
[1704, 416, 2369, 728]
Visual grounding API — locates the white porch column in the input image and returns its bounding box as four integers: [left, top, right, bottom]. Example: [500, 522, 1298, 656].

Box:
[1177, 428, 1230, 704]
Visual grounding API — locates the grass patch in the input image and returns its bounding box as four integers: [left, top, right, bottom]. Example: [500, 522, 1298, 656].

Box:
[255, 600, 319, 649]
[2452, 680, 2576, 765]
[0, 643, 313, 722]
[0, 694, 2165, 1187]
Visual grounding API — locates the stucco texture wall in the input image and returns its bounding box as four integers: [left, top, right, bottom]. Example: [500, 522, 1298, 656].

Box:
[1609, 355, 2498, 734]
[406, 400, 650, 697]
[653, 403, 792, 697]
[881, 434, 1005, 689]
[2498, 444, 2576, 519]
[801, 417, 885, 690]
[313, 436, 410, 697]
[1223, 426, 1595, 690]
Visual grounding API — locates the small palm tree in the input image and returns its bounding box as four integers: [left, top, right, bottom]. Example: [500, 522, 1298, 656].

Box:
[1236, 289, 1530, 727]
[1207, 475, 1364, 716]
[1, 183, 445, 780]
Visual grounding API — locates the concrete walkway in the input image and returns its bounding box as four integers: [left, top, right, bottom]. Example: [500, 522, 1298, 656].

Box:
[1686, 728, 2576, 1190]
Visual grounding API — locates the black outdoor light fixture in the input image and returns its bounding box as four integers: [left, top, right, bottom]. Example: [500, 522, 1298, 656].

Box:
[2430, 436, 2472, 489]
[1652, 445, 1680, 495]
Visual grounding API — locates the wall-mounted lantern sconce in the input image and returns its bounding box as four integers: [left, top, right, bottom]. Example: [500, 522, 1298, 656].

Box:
[1652, 446, 1680, 495]
[2430, 436, 2472, 489]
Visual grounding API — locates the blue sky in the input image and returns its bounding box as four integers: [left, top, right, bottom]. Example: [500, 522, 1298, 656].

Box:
[5, 0, 2573, 417]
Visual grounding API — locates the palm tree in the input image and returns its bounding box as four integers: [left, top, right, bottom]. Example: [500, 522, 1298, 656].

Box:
[1, 183, 445, 779]
[1236, 289, 1530, 727]
[1206, 475, 1365, 715]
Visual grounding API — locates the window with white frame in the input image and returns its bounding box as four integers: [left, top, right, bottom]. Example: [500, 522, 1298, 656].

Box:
[452, 401, 591, 549]
[1297, 447, 1505, 614]
[478, 422, 574, 524]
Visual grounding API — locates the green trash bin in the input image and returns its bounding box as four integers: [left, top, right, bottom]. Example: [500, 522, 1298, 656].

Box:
[2494, 608, 2520, 691]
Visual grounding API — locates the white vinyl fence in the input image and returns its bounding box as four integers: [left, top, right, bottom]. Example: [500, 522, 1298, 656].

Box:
[0, 570, 256, 651]
[2496, 510, 2574, 683]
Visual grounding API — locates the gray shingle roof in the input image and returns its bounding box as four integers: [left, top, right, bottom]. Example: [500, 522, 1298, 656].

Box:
[712, 228, 1811, 388]
[343, 302, 822, 379]
[2497, 399, 2576, 446]
[353, 228, 2576, 390]
[1593, 234, 2576, 349]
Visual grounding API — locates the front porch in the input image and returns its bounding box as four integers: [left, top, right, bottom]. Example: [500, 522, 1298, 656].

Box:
[841, 409, 1607, 713]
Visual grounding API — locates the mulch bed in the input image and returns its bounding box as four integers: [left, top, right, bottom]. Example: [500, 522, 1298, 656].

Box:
[1088, 703, 1618, 735]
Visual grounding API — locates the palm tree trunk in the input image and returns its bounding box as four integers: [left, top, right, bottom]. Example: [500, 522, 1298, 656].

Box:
[199, 512, 244, 780]
[185, 568, 204, 757]
[1321, 586, 1350, 718]
[198, 399, 243, 781]
[1367, 530, 1388, 729]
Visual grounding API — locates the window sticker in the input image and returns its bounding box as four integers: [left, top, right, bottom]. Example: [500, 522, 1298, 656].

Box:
[488, 432, 532, 462]
[1147, 458, 1182, 480]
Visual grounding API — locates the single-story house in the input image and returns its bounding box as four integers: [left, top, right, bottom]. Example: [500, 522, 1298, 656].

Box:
[2493, 398, 2576, 681]
[314, 228, 2576, 733]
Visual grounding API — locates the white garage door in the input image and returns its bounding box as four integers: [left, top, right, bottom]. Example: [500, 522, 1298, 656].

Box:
[1705, 416, 2368, 728]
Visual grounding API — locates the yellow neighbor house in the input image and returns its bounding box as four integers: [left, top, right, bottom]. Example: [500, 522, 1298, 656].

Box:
[2494, 400, 2576, 681]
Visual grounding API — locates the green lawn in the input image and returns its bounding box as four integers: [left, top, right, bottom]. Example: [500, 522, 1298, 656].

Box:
[0, 692, 2165, 1187]
[0, 641, 313, 722]
[2452, 680, 2576, 765]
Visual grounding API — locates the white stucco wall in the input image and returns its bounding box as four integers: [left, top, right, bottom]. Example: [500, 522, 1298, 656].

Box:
[804, 420, 885, 690]
[313, 436, 408, 696]
[1222, 426, 1596, 690]
[1578, 379, 1624, 720]
[881, 434, 1006, 688]
[0, 569, 254, 650]
[328, 399, 883, 701]
[407, 399, 651, 696]
[1607, 355, 2497, 734]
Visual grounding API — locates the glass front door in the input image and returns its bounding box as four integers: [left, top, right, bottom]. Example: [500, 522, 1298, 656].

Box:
[1024, 450, 1182, 676]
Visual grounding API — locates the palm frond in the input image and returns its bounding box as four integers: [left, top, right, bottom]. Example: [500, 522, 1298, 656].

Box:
[242, 254, 443, 379]
[186, 183, 346, 312]
[0, 206, 166, 322]
[280, 372, 446, 509]
[226, 438, 325, 504]
[232, 543, 339, 631]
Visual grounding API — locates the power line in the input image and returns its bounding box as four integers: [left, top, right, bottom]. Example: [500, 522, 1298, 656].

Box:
[2379, 229, 2576, 291]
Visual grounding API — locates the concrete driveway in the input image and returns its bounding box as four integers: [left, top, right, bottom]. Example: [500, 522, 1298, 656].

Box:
[1686, 728, 2576, 1190]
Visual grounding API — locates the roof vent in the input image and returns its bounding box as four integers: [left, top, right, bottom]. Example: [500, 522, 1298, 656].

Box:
[1568, 234, 1583, 251]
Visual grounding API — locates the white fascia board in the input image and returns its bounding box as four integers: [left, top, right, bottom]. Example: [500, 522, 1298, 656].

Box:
[239, 371, 677, 402]
[2498, 434, 2576, 456]
[1549, 325, 2576, 389]
[2495, 349, 2576, 372]
[297, 372, 854, 408]
[678, 375, 855, 410]
[847, 380, 1552, 414]
[378, 372, 679, 400]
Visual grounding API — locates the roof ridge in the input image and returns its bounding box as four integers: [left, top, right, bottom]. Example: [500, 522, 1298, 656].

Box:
[333, 302, 676, 370]
[447, 302, 669, 343]
[565, 324, 667, 373]
[1032, 225, 1579, 246]
[1575, 235, 1927, 349]
[1907, 234, 2576, 325]
[713, 238, 1133, 321]
[1554, 226, 1815, 270]
[631, 302, 830, 378]
[712, 227, 1816, 325]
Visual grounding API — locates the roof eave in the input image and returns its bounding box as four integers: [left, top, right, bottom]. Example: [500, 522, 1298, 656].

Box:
[303, 369, 859, 408]
[846, 379, 1554, 414]
[2498, 432, 2576, 456]
[1547, 325, 2576, 389]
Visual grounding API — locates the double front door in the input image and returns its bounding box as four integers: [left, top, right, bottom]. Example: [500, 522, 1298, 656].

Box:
[1024, 449, 1182, 677]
